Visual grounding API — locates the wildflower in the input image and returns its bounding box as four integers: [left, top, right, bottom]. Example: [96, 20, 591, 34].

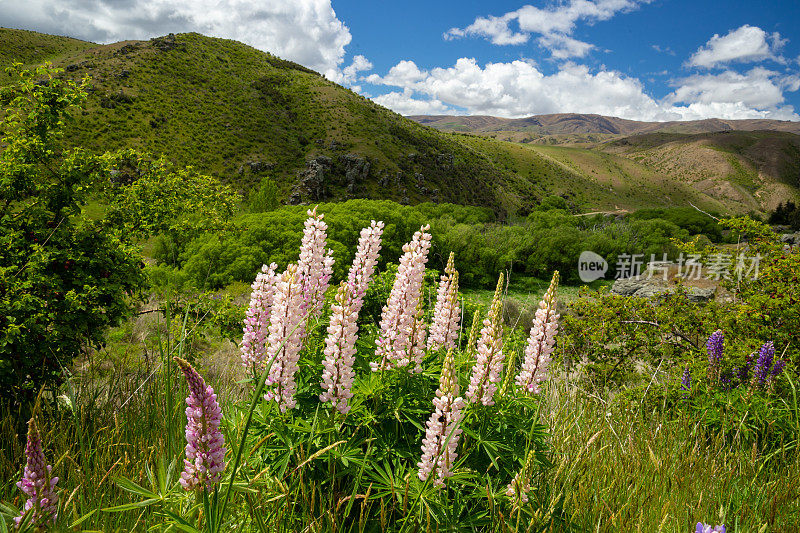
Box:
[505, 448, 536, 506]
[515, 271, 560, 394]
[464, 308, 481, 355]
[418, 349, 465, 487]
[695, 523, 726, 533]
[407, 296, 428, 373]
[15, 418, 58, 528]
[174, 357, 226, 492]
[769, 358, 786, 384]
[706, 329, 724, 382]
[346, 220, 384, 315]
[319, 283, 359, 414]
[241, 263, 279, 369]
[298, 207, 334, 320]
[264, 264, 306, 411]
[372, 225, 432, 372]
[681, 366, 691, 394]
[752, 341, 775, 388]
[466, 273, 505, 406]
[428, 252, 461, 352]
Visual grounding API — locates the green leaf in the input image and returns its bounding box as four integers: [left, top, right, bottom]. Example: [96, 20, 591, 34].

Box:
[102, 498, 160, 512]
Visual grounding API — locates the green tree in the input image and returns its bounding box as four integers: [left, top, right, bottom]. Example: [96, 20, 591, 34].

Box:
[0, 64, 146, 401]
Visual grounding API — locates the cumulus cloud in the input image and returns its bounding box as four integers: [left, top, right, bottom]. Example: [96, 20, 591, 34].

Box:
[372, 90, 455, 116]
[687, 25, 784, 68]
[369, 57, 799, 121]
[0, 0, 352, 74]
[445, 0, 647, 58]
[328, 54, 374, 86]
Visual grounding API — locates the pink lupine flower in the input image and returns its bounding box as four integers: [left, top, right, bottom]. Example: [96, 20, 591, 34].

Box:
[505, 449, 536, 506]
[466, 273, 506, 406]
[241, 263, 279, 369]
[428, 252, 461, 352]
[319, 283, 359, 414]
[418, 349, 465, 487]
[15, 418, 58, 528]
[347, 220, 385, 315]
[264, 264, 307, 412]
[298, 207, 335, 320]
[515, 271, 560, 394]
[174, 357, 226, 492]
[407, 296, 428, 373]
[372, 225, 432, 372]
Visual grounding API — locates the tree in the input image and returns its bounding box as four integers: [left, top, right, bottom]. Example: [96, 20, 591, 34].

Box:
[0, 64, 147, 401]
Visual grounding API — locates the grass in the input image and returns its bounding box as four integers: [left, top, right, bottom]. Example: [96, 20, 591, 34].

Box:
[3, 285, 797, 531]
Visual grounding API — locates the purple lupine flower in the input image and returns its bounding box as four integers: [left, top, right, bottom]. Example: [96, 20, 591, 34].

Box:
[428, 252, 461, 353]
[241, 263, 279, 369]
[706, 329, 724, 381]
[466, 273, 506, 406]
[752, 341, 775, 388]
[319, 283, 359, 414]
[515, 271, 559, 394]
[372, 225, 432, 372]
[681, 366, 691, 394]
[769, 358, 786, 384]
[739, 351, 755, 384]
[696, 523, 726, 533]
[418, 348, 465, 487]
[174, 357, 226, 492]
[15, 418, 58, 528]
[346, 220, 384, 316]
[264, 264, 306, 412]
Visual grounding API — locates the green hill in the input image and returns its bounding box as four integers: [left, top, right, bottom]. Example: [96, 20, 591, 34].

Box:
[2, 28, 795, 215]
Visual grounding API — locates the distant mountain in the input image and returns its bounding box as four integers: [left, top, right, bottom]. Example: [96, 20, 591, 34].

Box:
[410, 113, 800, 138]
[2, 27, 798, 215]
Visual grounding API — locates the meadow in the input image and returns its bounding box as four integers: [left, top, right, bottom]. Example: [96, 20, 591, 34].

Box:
[2, 60, 799, 533]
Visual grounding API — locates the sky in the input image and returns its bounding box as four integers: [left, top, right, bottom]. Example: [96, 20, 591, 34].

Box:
[3, 0, 800, 121]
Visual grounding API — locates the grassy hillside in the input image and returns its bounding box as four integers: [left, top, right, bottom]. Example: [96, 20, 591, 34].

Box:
[602, 131, 800, 211]
[2, 28, 797, 215]
[2, 30, 535, 213]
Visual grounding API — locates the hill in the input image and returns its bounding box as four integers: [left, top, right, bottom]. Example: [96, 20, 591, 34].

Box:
[410, 113, 800, 140]
[2, 28, 798, 215]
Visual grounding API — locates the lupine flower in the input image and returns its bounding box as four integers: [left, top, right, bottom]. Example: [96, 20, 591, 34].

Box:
[464, 308, 481, 355]
[681, 366, 691, 394]
[15, 418, 58, 528]
[466, 273, 506, 406]
[706, 329, 724, 381]
[739, 351, 755, 384]
[372, 225, 432, 372]
[319, 283, 359, 414]
[297, 207, 335, 321]
[769, 358, 786, 384]
[752, 341, 775, 388]
[346, 220, 384, 315]
[407, 296, 428, 373]
[515, 271, 560, 394]
[264, 264, 306, 411]
[428, 252, 461, 352]
[174, 357, 226, 492]
[695, 523, 726, 533]
[241, 263, 279, 369]
[505, 448, 536, 506]
[418, 348, 465, 487]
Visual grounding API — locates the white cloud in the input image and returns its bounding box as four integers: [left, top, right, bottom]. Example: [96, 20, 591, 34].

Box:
[369, 57, 800, 121]
[445, 0, 647, 58]
[1, 0, 352, 73]
[372, 90, 455, 116]
[688, 25, 784, 69]
[327, 54, 373, 86]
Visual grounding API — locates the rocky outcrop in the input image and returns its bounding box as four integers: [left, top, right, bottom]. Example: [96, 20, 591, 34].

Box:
[339, 154, 370, 195]
[611, 276, 715, 302]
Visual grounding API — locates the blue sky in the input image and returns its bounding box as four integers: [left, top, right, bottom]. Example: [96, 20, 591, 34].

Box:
[4, 0, 800, 121]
